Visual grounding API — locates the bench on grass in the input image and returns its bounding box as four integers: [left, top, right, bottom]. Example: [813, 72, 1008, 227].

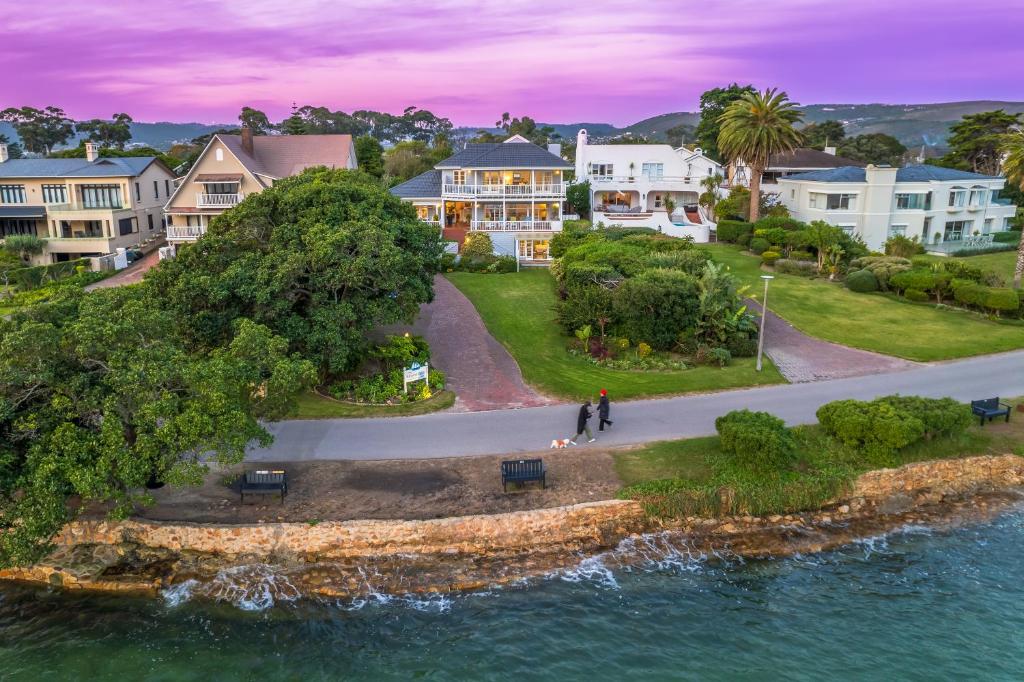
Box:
[240, 470, 287, 504]
[501, 458, 546, 492]
[971, 398, 1011, 426]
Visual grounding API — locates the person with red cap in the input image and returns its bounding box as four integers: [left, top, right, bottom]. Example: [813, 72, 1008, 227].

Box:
[598, 389, 613, 431]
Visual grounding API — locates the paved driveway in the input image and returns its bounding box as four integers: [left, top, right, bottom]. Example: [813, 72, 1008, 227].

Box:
[85, 249, 160, 290]
[252, 349, 1024, 461]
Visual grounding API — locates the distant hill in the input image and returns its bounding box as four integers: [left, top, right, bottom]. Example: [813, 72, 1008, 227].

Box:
[0, 121, 229, 151]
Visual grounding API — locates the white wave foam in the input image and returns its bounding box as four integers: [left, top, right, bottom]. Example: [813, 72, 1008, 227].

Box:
[559, 555, 620, 589]
[161, 579, 198, 607]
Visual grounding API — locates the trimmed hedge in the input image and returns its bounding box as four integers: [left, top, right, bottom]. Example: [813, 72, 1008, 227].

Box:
[845, 269, 879, 292]
[774, 259, 817, 277]
[984, 287, 1020, 314]
[716, 220, 752, 243]
[789, 250, 815, 262]
[761, 250, 781, 266]
[749, 237, 771, 255]
[715, 409, 794, 471]
[993, 230, 1021, 244]
[904, 288, 930, 302]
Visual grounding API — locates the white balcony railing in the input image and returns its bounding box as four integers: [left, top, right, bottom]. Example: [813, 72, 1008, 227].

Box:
[167, 225, 206, 241]
[590, 174, 697, 185]
[196, 193, 243, 208]
[442, 183, 566, 198]
[471, 220, 555, 232]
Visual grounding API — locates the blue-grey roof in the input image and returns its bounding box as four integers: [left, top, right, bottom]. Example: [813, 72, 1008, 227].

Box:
[390, 169, 441, 199]
[0, 205, 46, 218]
[436, 142, 571, 169]
[0, 156, 159, 179]
[784, 164, 1003, 183]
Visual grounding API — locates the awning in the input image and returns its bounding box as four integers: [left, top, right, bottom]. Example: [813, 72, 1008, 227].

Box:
[0, 206, 46, 219]
[194, 174, 242, 182]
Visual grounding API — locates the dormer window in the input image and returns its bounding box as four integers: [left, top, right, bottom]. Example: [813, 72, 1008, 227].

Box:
[215, 148, 224, 162]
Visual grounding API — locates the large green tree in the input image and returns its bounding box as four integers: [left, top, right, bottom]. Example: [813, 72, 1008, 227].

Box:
[0, 287, 314, 566]
[354, 134, 385, 177]
[49, 144, 181, 172]
[837, 133, 907, 166]
[801, 120, 846, 150]
[238, 106, 274, 134]
[75, 113, 133, 150]
[0, 106, 74, 154]
[695, 84, 756, 161]
[941, 109, 1022, 176]
[1001, 131, 1024, 289]
[473, 113, 556, 145]
[147, 168, 444, 378]
[383, 136, 453, 182]
[718, 88, 803, 222]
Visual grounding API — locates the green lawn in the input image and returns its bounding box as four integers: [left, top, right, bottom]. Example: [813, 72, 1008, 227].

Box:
[708, 244, 1024, 361]
[446, 270, 784, 401]
[289, 390, 456, 419]
[917, 250, 1018, 284]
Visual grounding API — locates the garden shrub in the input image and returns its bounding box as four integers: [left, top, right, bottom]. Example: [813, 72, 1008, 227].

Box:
[439, 252, 457, 271]
[612, 269, 699, 350]
[9, 258, 90, 290]
[761, 250, 781, 266]
[754, 216, 805, 232]
[561, 239, 648, 277]
[736, 232, 752, 247]
[461, 233, 494, 261]
[749, 237, 771, 255]
[556, 284, 614, 335]
[644, 249, 712, 275]
[816, 399, 925, 465]
[773, 259, 817, 277]
[951, 278, 986, 307]
[876, 396, 972, 440]
[789, 250, 815, 262]
[984, 287, 1020, 315]
[715, 409, 795, 471]
[849, 256, 912, 289]
[941, 259, 984, 282]
[904, 288, 930, 302]
[486, 255, 518, 273]
[884, 234, 924, 258]
[715, 219, 751, 243]
[993, 230, 1021, 244]
[889, 268, 938, 294]
[602, 227, 659, 240]
[562, 263, 622, 289]
[550, 228, 599, 258]
[845, 268, 879, 293]
[725, 335, 758, 357]
[754, 227, 788, 246]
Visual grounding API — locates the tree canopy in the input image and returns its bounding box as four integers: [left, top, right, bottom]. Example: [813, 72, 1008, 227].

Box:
[239, 106, 274, 134]
[383, 137, 453, 182]
[75, 113, 133, 150]
[836, 133, 907, 166]
[939, 109, 1023, 177]
[0, 106, 74, 154]
[49, 143, 181, 170]
[472, 113, 557, 145]
[801, 120, 846, 150]
[355, 134, 385, 177]
[695, 84, 756, 161]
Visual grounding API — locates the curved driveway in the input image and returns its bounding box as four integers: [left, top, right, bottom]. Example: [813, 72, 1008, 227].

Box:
[250, 349, 1024, 462]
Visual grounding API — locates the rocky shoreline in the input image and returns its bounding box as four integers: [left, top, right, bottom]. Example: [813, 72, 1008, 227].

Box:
[2, 455, 1022, 602]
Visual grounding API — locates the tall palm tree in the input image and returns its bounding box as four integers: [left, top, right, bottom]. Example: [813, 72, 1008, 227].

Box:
[718, 88, 803, 222]
[1002, 131, 1024, 289]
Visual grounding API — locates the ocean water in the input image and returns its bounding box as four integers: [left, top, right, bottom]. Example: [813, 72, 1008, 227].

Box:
[2, 508, 1023, 681]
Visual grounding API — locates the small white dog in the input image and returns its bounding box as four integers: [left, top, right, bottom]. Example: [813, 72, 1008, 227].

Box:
[550, 438, 571, 449]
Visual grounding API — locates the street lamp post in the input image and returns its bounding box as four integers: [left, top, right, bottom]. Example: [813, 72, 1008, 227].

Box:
[756, 275, 774, 372]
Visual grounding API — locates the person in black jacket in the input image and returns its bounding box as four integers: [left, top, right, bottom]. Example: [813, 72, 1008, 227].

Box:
[570, 401, 595, 444]
[598, 389, 613, 431]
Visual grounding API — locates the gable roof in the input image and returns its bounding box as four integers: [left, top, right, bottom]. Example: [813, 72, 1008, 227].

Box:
[389, 169, 441, 199]
[217, 134, 354, 179]
[783, 165, 1003, 183]
[768, 148, 864, 170]
[436, 141, 571, 169]
[0, 156, 161, 179]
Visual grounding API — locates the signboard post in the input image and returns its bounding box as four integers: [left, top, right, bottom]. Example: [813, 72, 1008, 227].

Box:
[403, 362, 429, 394]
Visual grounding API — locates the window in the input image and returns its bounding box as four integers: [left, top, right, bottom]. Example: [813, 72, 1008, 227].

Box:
[0, 185, 27, 203]
[809, 192, 822, 209]
[215, 148, 224, 161]
[591, 163, 614, 177]
[81, 220, 104, 237]
[943, 220, 971, 241]
[165, 179, 171, 197]
[948, 187, 966, 208]
[79, 185, 123, 208]
[134, 182, 141, 201]
[653, 194, 664, 208]
[968, 186, 987, 207]
[894, 193, 927, 210]
[452, 170, 466, 185]
[153, 180, 159, 199]
[641, 163, 664, 179]
[888, 224, 908, 238]
[838, 224, 856, 235]
[147, 214, 154, 230]
[41, 184, 67, 204]
[118, 217, 137, 236]
[826, 193, 855, 210]
[983, 218, 993, 234]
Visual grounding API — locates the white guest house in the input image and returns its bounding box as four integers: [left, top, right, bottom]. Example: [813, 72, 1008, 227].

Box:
[572, 129, 722, 240]
[389, 135, 571, 262]
[776, 164, 1018, 252]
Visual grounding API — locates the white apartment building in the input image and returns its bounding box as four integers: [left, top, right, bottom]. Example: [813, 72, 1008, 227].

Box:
[776, 164, 1018, 252]
[390, 135, 571, 262]
[573, 129, 721, 240]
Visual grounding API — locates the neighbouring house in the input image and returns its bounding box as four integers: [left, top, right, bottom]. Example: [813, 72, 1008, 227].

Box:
[573, 128, 721, 240]
[389, 134, 571, 262]
[729, 147, 865, 190]
[776, 164, 1018, 252]
[0, 142, 175, 265]
[163, 128, 356, 246]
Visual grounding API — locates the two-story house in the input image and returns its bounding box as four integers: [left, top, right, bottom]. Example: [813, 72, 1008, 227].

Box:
[389, 135, 571, 261]
[573, 128, 721, 240]
[776, 164, 1018, 252]
[0, 142, 174, 264]
[729, 147, 865, 190]
[163, 128, 356, 246]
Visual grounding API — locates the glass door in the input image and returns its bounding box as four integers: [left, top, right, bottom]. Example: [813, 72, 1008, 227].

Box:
[518, 240, 533, 259]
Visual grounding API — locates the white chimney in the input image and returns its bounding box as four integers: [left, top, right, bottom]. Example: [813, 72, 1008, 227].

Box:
[823, 146, 837, 156]
[547, 142, 561, 157]
[85, 141, 99, 162]
[0, 143, 8, 163]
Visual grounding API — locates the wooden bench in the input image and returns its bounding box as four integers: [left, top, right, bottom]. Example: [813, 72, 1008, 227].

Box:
[971, 398, 1011, 426]
[501, 459, 546, 492]
[240, 470, 287, 504]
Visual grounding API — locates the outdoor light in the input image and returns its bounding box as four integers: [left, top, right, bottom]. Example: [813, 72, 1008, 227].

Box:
[756, 275, 774, 372]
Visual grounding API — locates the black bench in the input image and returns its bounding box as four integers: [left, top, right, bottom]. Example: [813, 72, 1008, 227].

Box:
[240, 470, 287, 504]
[971, 398, 1011, 426]
[501, 459, 546, 492]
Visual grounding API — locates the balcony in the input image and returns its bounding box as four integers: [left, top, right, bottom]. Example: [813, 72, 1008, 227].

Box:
[442, 183, 566, 198]
[196, 193, 243, 208]
[471, 220, 557, 232]
[167, 225, 206, 241]
[590, 174, 699, 188]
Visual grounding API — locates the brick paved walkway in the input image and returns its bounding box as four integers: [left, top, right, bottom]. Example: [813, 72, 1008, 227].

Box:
[85, 249, 161, 291]
[748, 300, 917, 383]
[386, 275, 554, 412]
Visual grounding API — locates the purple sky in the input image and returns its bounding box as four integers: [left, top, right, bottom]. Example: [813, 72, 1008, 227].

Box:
[3, 0, 1021, 126]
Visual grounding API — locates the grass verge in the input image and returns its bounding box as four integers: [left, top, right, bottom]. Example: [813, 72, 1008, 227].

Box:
[289, 390, 456, 419]
[446, 269, 784, 401]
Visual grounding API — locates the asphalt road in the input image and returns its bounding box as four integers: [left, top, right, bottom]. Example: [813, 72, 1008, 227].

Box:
[249, 350, 1024, 461]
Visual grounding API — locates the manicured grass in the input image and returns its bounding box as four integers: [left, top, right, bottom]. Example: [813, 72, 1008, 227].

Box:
[615, 397, 1024, 518]
[917, 250, 1018, 284]
[289, 390, 456, 419]
[708, 244, 1024, 361]
[446, 270, 784, 401]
